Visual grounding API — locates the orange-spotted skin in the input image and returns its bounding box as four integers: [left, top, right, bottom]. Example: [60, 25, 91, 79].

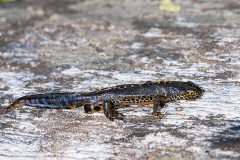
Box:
[7, 81, 203, 121]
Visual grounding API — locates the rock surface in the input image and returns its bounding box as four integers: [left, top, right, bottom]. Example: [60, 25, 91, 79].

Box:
[0, 0, 240, 159]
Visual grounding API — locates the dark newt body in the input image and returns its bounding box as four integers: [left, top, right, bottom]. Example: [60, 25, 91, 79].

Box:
[7, 81, 203, 120]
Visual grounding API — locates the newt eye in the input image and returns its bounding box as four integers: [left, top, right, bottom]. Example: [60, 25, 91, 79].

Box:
[189, 91, 195, 96]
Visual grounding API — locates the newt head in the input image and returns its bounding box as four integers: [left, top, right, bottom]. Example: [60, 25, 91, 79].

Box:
[182, 81, 204, 100]
[168, 81, 203, 101]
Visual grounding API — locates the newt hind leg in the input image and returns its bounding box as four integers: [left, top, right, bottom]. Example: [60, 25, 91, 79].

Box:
[103, 101, 123, 121]
[84, 104, 103, 114]
[152, 96, 166, 119]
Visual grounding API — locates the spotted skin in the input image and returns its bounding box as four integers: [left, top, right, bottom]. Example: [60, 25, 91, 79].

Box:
[7, 81, 203, 121]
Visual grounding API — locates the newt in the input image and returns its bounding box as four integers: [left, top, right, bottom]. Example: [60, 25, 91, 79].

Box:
[6, 81, 203, 120]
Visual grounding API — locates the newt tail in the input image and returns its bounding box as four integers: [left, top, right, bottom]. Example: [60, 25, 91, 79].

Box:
[7, 81, 203, 121]
[7, 93, 90, 109]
